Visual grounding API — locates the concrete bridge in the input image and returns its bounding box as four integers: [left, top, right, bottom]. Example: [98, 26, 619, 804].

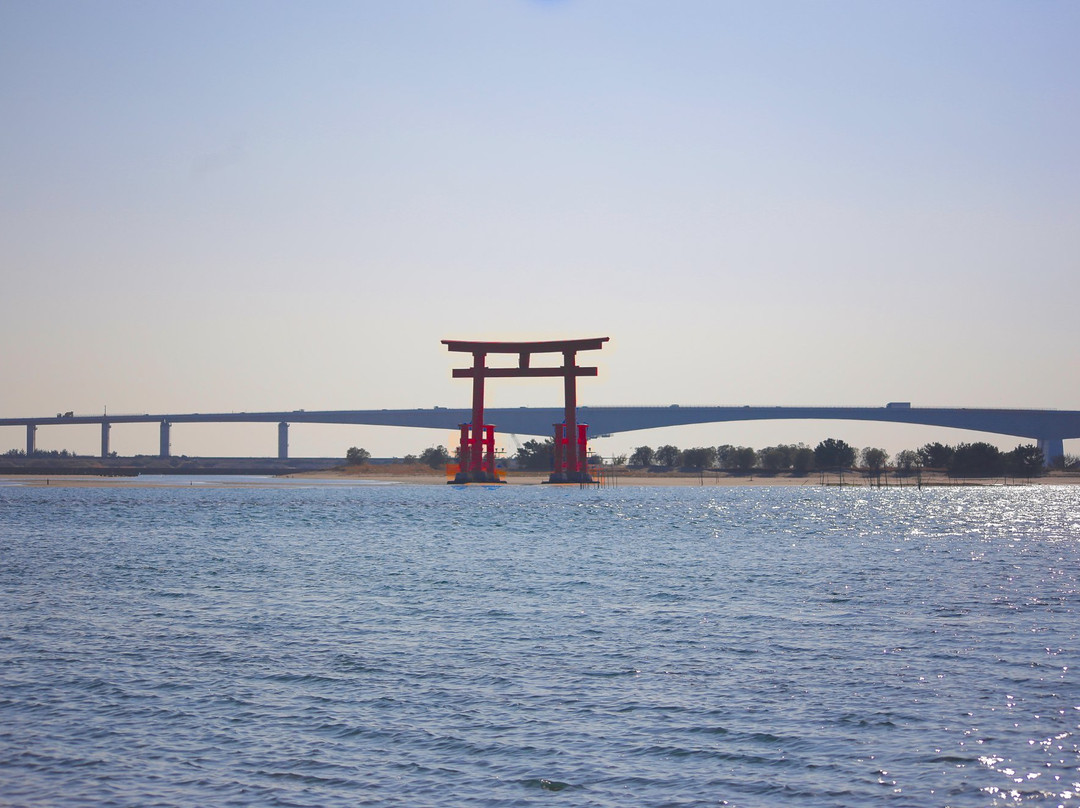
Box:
[3, 405, 1077, 464]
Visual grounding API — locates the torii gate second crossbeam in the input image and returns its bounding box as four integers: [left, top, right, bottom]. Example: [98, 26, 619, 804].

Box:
[442, 337, 609, 484]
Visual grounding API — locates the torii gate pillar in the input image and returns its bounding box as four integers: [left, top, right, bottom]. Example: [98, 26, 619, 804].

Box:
[443, 338, 609, 484]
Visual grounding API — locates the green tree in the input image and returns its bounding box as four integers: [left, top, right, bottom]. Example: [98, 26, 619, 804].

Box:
[759, 445, 796, 472]
[791, 445, 815, 475]
[895, 449, 918, 474]
[419, 445, 452, 469]
[680, 446, 717, 470]
[1005, 444, 1043, 478]
[346, 446, 371, 465]
[918, 442, 954, 469]
[715, 444, 736, 469]
[654, 445, 681, 468]
[730, 446, 758, 473]
[814, 438, 855, 471]
[515, 439, 554, 470]
[861, 447, 889, 475]
[629, 446, 655, 467]
[716, 445, 755, 472]
[948, 442, 1003, 477]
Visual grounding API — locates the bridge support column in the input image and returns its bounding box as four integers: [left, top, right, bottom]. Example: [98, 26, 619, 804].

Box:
[26, 424, 36, 456]
[159, 421, 171, 458]
[1037, 437, 1064, 468]
[101, 422, 111, 458]
[278, 422, 289, 460]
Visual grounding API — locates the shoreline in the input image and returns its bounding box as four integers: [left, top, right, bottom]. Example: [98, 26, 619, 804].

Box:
[4, 468, 1078, 488]
[289, 468, 1080, 487]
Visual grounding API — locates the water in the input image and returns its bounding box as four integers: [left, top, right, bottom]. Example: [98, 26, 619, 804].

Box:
[1, 482, 1079, 807]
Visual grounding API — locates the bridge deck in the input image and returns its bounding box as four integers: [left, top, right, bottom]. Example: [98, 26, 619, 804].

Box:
[4, 405, 1079, 440]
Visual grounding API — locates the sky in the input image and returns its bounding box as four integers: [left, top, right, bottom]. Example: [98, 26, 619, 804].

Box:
[2, 0, 1078, 460]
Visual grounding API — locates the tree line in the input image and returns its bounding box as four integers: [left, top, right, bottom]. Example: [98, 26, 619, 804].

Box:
[5, 448, 82, 458]
[346, 445, 452, 469]
[620, 439, 1057, 479]
[345, 438, 1076, 478]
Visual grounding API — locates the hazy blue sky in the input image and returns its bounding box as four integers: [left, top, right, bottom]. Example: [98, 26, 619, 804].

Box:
[3, 1, 1078, 459]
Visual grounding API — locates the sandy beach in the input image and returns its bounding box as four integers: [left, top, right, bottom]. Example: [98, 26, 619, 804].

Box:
[290, 467, 1080, 488]
[6, 467, 1078, 488]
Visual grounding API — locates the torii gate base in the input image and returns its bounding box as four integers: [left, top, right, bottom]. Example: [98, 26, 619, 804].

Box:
[455, 422, 500, 484]
[550, 422, 592, 485]
[442, 337, 609, 484]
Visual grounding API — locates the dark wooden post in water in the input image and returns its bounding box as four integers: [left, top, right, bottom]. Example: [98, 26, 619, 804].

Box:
[442, 337, 609, 484]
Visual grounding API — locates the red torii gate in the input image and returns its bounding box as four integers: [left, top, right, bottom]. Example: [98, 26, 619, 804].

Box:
[442, 337, 610, 484]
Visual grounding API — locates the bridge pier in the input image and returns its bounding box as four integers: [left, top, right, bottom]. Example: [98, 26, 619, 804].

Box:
[278, 422, 289, 460]
[1037, 437, 1064, 467]
[101, 422, 111, 458]
[26, 424, 36, 456]
[159, 421, 171, 458]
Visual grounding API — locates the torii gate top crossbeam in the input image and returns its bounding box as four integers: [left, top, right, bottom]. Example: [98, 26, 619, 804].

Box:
[443, 338, 609, 379]
[441, 337, 609, 354]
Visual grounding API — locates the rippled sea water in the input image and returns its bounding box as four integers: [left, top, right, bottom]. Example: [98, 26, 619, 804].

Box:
[1, 481, 1079, 807]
